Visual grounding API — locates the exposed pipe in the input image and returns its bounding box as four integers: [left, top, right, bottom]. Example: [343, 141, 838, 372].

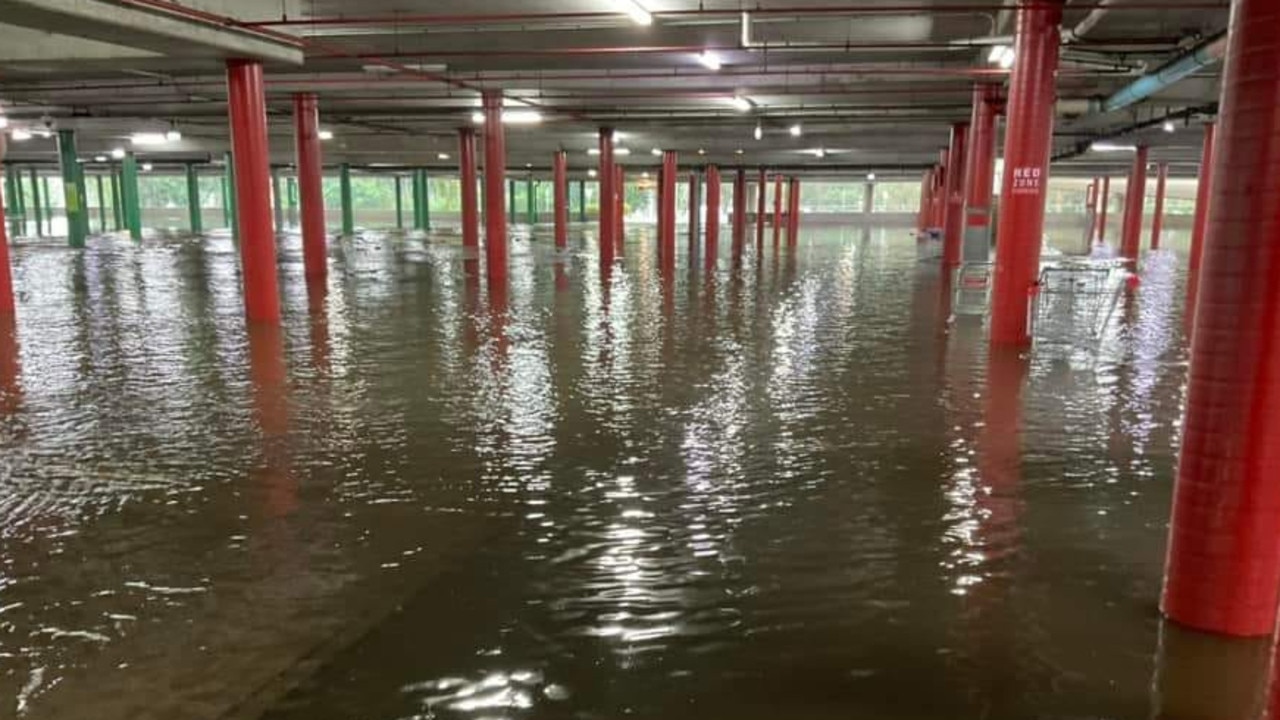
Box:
[1052, 102, 1218, 161]
[1102, 34, 1227, 113]
[1062, 0, 1119, 43]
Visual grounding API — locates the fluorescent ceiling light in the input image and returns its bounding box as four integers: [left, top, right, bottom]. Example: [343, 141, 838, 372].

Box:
[615, 147, 631, 156]
[642, 171, 650, 179]
[471, 110, 543, 124]
[437, 152, 450, 160]
[588, 169, 598, 177]
[165, 129, 182, 142]
[697, 51, 722, 71]
[94, 155, 107, 162]
[987, 45, 1009, 63]
[110, 147, 125, 159]
[731, 95, 753, 112]
[790, 123, 803, 137]
[754, 122, 763, 141]
[698, 148, 706, 156]
[805, 147, 827, 159]
[1162, 120, 1176, 133]
[997, 47, 1015, 69]
[131, 132, 169, 146]
[1090, 141, 1137, 152]
[588, 148, 600, 155]
[735, 148, 744, 155]
[318, 130, 335, 140]
[10, 129, 32, 141]
[0, 115, 7, 130]
[651, 147, 662, 156]
[616, 0, 653, 26]
[141, 162, 154, 171]
[867, 172, 876, 181]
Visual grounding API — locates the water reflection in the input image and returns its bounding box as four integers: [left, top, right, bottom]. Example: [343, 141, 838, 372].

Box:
[1151, 621, 1271, 720]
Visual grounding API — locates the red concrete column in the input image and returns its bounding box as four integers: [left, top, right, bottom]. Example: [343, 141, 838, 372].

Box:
[553, 150, 568, 249]
[459, 127, 479, 250]
[772, 174, 784, 247]
[1163, 0, 1280, 637]
[226, 60, 281, 324]
[988, 0, 1062, 346]
[755, 168, 767, 252]
[705, 165, 721, 259]
[614, 164, 625, 251]
[482, 91, 507, 281]
[787, 177, 801, 244]
[1182, 121, 1213, 279]
[0, 136, 13, 315]
[1096, 175, 1111, 244]
[942, 121, 970, 266]
[731, 168, 747, 255]
[1119, 145, 1149, 261]
[293, 93, 326, 282]
[962, 84, 999, 261]
[598, 128, 615, 263]
[660, 150, 677, 262]
[1150, 162, 1168, 250]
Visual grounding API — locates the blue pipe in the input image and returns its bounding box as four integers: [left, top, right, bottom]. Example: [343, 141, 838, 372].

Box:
[1102, 35, 1225, 114]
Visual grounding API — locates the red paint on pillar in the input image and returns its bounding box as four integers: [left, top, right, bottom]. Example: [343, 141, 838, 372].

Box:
[1163, 0, 1280, 638]
[731, 168, 747, 256]
[705, 165, 721, 262]
[0, 134, 14, 315]
[787, 177, 801, 244]
[755, 168, 767, 253]
[1119, 145, 1149, 261]
[942, 121, 970, 267]
[660, 150, 677, 265]
[226, 60, 281, 324]
[553, 150, 568, 250]
[482, 91, 507, 282]
[293, 93, 327, 281]
[988, 0, 1062, 347]
[1187, 122, 1217, 323]
[1150, 162, 1168, 250]
[459, 127, 479, 250]
[772, 174, 784, 247]
[598, 129, 616, 263]
[1096, 175, 1111, 244]
[962, 84, 999, 251]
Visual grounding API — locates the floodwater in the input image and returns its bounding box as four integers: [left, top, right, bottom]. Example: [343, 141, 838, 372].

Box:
[0, 223, 1259, 720]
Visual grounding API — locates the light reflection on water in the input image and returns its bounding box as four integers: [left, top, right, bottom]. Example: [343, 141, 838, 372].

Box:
[0, 226, 1218, 720]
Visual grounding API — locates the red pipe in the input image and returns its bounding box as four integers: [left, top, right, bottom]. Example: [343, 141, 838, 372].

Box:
[787, 177, 802, 244]
[942, 121, 970, 267]
[1119, 145, 1149, 261]
[482, 91, 507, 282]
[660, 150, 678, 265]
[1096, 175, 1111, 244]
[732, 168, 747, 257]
[771, 175, 784, 248]
[459, 127, 479, 250]
[293, 93, 327, 281]
[1186, 121, 1216, 324]
[614, 165, 625, 253]
[755, 168, 767, 253]
[705, 165, 721, 262]
[989, 0, 1062, 347]
[962, 84, 999, 260]
[1150, 161, 1168, 250]
[553, 149, 568, 250]
[1163, 0, 1280, 637]
[227, 60, 281, 324]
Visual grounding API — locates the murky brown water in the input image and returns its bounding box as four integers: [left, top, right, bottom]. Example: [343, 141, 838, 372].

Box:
[0, 223, 1240, 720]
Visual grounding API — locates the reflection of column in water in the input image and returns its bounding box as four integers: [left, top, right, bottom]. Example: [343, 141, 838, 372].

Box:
[462, 258, 482, 355]
[247, 323, 294, 517]
[487, 273, 511, 365]
[306, 279, 330, 376]
[0, 313, 20, 416]
[1150, 620, 1270, 720]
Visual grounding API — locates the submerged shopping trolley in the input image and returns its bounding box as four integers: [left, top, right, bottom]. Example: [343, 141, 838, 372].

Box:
[1028, 258, 1129, 349]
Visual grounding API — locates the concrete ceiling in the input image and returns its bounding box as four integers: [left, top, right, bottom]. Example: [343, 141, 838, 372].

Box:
[0, 0, 1228, 179]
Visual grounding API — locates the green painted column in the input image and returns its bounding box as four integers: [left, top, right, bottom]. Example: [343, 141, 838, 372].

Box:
[420, 169, 431, 231]
[286, 176, 298, 227]
[526, 177, 536, 225]
[185, 163, 203, 234]
[111, 169, 123, 231]
[223, 152, 238, 239]
[10, 167, 26, 236]
[339, 163, 354, 236]
[4, 167, 20, 238]
[57, 130, 89, 246]
[121, 153, 142, 241]
[271, 167, 283, 232]
[95, 174, 107, 233]
[578, 180, 587, 223]
[394, 176, 404, 229]
[410, 171, 421, 230]
[41, 177, 52, 236]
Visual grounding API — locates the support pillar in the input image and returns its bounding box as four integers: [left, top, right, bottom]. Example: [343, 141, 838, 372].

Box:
[1097, 175, 1111, 244]
[459, 127, 479, 250]
[121, 153, 142, 241]
[659, 150, 677, 265]
[287, 176, 298, 227]
[988, 0, 1063, 346]
[962, 84, 1000, 263]
[1119, 145, 1149, 261]
[508, 179, 516, 223]
[226, 59, 281, 323]
[1186, 122, 1216, 319]
[110, 169, 122, 231]
[526, 177, 536, 225]
[942, 121, 969, 266]
[271, 167, 283, 232]
[598, 127, 616, 262]
[57, 130, 88, 247]
[294, 92, 327, 280]
[421, 169, 431, 230]
[29, 169, 42, 238]
[224, 152, 239, 239]
[1163, 0, 1280, 637]
[482, 90, 508, 281]
[917, 170, 931, 233]
[186, 163, 202, 234]
[787, 177, 801, 244]
[864, 181, 875, 218]
[0, 166, 10, 314]
[578, 180, 587, 223]
[705, 165, 721, 260]
[553, 150, 568, 249]
[731, 168, 747, 255]
[687, 171, 701, 251]
[411, 171, 423, 229]
[614, 165, 625, 249]
[1150, 162, 1168, 250]
[394, 176, 403, 229]
[339, 163, 354, 237]
[755, 168, 768, 252]
[6, 167, 23, 238]
[41, 178, 51, 236]
[95, 174, 107, 234]
[773, 174, 784, 247]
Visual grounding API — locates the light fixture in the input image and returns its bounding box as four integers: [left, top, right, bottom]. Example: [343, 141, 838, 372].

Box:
[0, 115, 7, 130]
[698, 148, 706, 156]
[697, 51, 722, 71]
[1162, 120, 1176, 133]
[790, 123, 803, 137]
[615, 148, 632, 156]
[588, 168, 598, 178]
[987, 45, 1009, 63]
[130, 132, 169, 146]
[437, 152, 451, 160]
[471, 111, 485, 124]
[165, 125, 182, 142]
[94, 155, 107, 162]
[735, 148, 744, 155]
[111, 147, 126, 159]
[525, 162, 533, 168]
[997, 47, 1016, 69]
[642, 171, 651, 179]
[1090, 141, 1138, 152]
[805, 147, 827, 159]
[731, 95, 753, 112]
[867, 172, 876, 181]
[754, 122, 763, 141]
[141, 162, 154, 172]
[471, 110, 544, 125]
[651, 147, 662, 156]
[615, 0, 653, 26]
[319, 130, 335, 140]
[10, 129, 32, 142]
